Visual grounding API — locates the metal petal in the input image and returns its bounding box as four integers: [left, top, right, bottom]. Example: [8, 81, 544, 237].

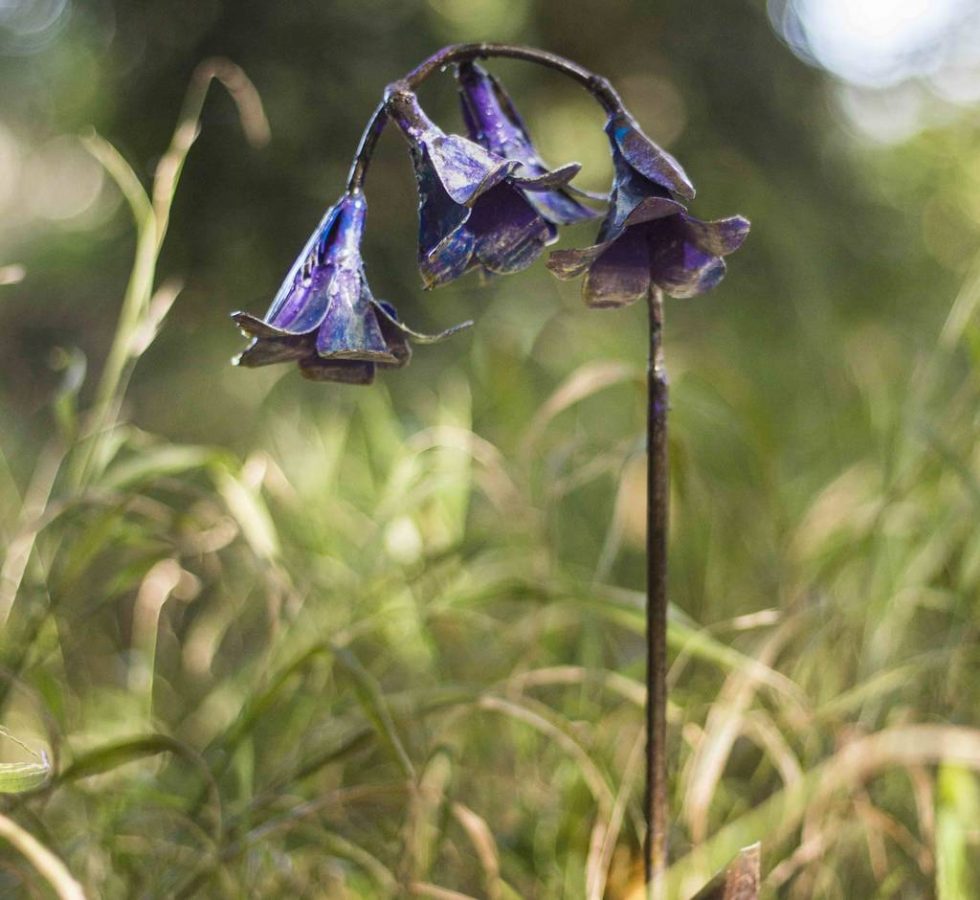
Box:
[457, 62, 597, 227]
[524, 189, 600, 227]
[370, 297, 472, 345]
[656, 252, 727, 299]
[509, 162, 581, 190]
[315, 273, 394, 362]
[684, 214, 751, 256]
[608, 111, 695, 201]
[623, 195, 687, 228]
[468, 184, 556, 275]
[425, 134, 516, 207]
[546, 243, 608, 280]
[299, 357, 376, 384]
[262, 192, 368, 335]
[646, 218, 729, 298]
[233, 334, 311, 368]
[583, 228, 652, 308]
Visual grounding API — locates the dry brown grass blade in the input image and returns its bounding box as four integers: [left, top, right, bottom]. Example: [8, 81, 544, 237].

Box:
[682, 623, 797, 842]
[450, 802, 502, 900]
[410, 883, 479, 900]
[689, 843, 760, 900]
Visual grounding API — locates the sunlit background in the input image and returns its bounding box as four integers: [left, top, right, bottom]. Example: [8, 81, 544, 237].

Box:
[1, 0, 979, 897]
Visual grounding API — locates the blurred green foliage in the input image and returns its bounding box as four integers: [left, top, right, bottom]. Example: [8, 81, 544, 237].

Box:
[1, 0, 979, 897]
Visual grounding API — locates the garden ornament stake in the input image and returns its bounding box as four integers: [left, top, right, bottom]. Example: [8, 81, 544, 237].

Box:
[232, 43, 749, 897]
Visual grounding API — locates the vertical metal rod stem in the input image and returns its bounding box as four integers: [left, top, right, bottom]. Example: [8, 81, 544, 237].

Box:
[645, 288, 669, 897]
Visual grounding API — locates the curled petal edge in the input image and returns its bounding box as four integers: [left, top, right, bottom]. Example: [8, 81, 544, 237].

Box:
[369, 297, 473, 344]
[685, 214, 751, 256]
[609, 112, 696, 201]
[546, 243, 609, 280]
[511, 162, 582, 191]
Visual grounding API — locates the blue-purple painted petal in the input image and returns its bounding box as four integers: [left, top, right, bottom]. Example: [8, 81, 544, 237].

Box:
[525, 190, 600, 228]
[456, 62, 597, 227]
[426, 133, 516, 206]
[607, 111, 695, 201]
[315, 276, 393, 362]
[262, 192, 368, 336]
[645, 216, 729, 299]
[684, 214, 751, 256]
[389, 87, 514, 207]
[510, 162, 581, 190]
[467, 184, 556, 275]
[583, 228, 652, 308]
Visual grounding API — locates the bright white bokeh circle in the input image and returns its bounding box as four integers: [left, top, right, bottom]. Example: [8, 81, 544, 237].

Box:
[793, 0, 969, 86]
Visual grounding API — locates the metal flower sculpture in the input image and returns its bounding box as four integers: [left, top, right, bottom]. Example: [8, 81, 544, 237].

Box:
[231, 43, 753, 899]
[388, 83, 588, 287]
[233, 190, 463, 383]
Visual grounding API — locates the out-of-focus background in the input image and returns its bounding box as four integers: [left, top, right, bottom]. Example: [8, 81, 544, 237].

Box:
[1, 0, 979, 897]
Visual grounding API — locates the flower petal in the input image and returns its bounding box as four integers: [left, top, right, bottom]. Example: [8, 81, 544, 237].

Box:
[546, 243, 608, 280]
[649, 228, 728, 299]
[510, 162, 581, 190]
[583, 228, 652, 308]
[262, 193, 368, 335]
[684, 214, 751, 256]
[371, 297, 472, 345]
[390, 87, 515, 207]
[315, 274, 394, 362]
[608, 111, 695, 201]
[467, 184, 556, 275]
[233, 335, 311, 368]
[299, 357, 376, 385]
[425, 134, 515, 207]
[622, 195, 687, 228]
[524, 189, 600, 227]
[232, 311, 295, 340]
[420, 225, 477, 289]
[456, 62, 597, 227]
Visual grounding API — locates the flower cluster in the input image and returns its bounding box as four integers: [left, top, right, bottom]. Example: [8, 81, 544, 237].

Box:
[233, 57, 748, 383]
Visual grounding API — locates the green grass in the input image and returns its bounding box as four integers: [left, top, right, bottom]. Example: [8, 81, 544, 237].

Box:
[1, 64, 979, 900]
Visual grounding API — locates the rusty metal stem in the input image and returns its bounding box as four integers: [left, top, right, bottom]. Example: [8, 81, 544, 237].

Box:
[645, 287, 669, 896]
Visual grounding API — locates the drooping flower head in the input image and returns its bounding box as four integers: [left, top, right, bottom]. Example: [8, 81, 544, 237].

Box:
[387, 82, 589, 289]
[233, 190, 462, 384]
[455, 61, 597, 228]
[547, 110, 749, 307]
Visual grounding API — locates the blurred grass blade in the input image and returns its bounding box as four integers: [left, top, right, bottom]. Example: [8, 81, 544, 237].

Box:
[0, 441, 63, 627]
[0, 813, 86, 899]
[59, 734, 200, 783]
[215, 465, 280, 561]
[404, 748, 453, 882]
[152, 58, 269, 252]
[521, 360, 641, 458]
[101, 444, 220, 491]
[332, 644, 415, 780]
[936, 765, 980, 899]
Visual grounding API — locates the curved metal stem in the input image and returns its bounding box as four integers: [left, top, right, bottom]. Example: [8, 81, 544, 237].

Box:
[345, 42, 623, 192]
